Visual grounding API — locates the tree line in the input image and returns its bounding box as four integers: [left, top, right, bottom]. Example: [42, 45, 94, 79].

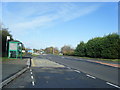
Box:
[74, 33, 120, 59]
[1, 26, 119, 59]
[39, 33, 119, 59]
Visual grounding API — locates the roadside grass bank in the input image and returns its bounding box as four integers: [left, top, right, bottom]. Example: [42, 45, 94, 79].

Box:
[32, 54, 39, 57]
[2, 57, 23, 62]
[60, 55, 120, 63]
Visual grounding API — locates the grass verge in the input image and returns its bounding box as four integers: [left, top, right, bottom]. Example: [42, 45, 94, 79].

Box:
[2, 57, 22, 62]
[63, 55, 120, 63]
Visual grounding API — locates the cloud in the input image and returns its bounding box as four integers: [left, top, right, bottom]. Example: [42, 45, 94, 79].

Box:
[6, 3, 101, 34]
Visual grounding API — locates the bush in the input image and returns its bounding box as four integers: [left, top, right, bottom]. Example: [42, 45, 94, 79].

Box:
[75, 33, 120, 59]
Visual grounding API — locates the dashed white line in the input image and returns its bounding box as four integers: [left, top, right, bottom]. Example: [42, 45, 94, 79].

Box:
[86, 74, 96, 79]
[31, 76, 34, 79]
[67, 67, 71, 69]
[74, 70, 81, 73]
[30, 69, 32, 72]
[106, 82, 120, 88]
[32, 81, 35, 86]
[31, 72, 33, 75]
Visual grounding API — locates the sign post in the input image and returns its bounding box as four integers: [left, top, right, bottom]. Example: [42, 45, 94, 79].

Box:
[6, 36, 10, 56]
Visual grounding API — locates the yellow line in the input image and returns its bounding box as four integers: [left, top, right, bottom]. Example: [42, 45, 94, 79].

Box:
[31, 59, 35, 67]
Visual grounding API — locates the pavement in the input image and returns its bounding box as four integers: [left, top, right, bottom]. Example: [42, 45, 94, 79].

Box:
[3, 56, 120, 88]
[1, 57, 31, 88]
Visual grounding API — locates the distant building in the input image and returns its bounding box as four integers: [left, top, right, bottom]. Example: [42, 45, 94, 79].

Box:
[26, 49, 33, 53]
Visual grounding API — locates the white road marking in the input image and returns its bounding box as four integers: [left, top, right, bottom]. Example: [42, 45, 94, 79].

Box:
[86, 74, 96, 79]
[106, 82, 120, 88]
[30, 69, 32, 72]
[74, 70, 81, 73]
[31, 76, 34, 79]
[32, 81, 35, 86]
[67, 67, 71, 69]
[31, 72, 33, 75]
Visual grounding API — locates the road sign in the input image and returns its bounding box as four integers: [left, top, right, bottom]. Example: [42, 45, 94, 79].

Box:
[7, 36, 10, 40]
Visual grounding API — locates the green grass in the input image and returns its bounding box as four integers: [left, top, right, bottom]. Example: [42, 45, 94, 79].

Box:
[2, 57, 24, 62]
[63, 56, 120, 63]
[32, 54, 39, 57]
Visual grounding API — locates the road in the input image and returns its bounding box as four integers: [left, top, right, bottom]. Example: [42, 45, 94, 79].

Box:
[3, 54, 119, 88]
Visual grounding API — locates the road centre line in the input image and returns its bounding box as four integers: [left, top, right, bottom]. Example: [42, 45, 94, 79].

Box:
[67, 67, 71, 69]
[32, 81, 35, 86]
[31, 76, 34, 79]
[106, 82, 120, 88]
[74, 70, 81, 73]
[86, 74, 96, 79]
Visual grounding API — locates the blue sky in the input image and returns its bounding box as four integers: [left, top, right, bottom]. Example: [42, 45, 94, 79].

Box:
[2, 2, 118, 50]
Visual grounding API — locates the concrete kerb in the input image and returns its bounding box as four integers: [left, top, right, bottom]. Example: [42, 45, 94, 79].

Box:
[0, 58, 31, 88]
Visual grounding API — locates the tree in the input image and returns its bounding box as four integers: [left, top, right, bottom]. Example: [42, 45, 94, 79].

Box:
[86, 37, 103, 58]
[44, 47, 53, 54]
[53, 47, 59, 55]
[101, 33, 120, 59]
[75, 41, 86, 57]
[61, 45, 74, 55]
[75, 33, 120, 59]
[44, 47, 59, 54]
[0, 28, 13, 57]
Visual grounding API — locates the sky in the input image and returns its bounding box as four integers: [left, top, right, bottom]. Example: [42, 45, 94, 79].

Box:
[1, 2, 118, 50]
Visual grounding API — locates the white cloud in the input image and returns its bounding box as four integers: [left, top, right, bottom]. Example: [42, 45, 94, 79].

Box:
[7, 3, 101, 34]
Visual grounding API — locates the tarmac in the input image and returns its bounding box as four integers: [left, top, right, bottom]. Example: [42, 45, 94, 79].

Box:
[1, 58, 31, 88]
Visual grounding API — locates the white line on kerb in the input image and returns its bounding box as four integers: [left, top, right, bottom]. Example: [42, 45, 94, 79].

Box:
[31, 76, 34, 79]
[86, 74, 96, 79]
[32, 81, 35, 86]
[106, 82, 120, 88]
[74, 70, 81, 73]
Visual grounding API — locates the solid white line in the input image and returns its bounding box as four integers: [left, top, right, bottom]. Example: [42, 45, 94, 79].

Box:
[106, 82, 120, 88]
[74, 70, 81, 73]
[31, 76, 34, 79]
[86, 74, 96, 79]
[32, 81, 35, 86]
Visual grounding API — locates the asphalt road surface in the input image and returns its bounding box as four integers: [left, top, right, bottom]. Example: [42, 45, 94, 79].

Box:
[3, 54, 120, 88]
[41, 54, 119, 85]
